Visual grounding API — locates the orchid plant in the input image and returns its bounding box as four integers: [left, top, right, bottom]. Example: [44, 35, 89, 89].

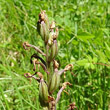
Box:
[23, 10, 76, 110]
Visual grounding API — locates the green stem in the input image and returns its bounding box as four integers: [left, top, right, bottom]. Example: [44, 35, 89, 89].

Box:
[45, 44, 53, 84]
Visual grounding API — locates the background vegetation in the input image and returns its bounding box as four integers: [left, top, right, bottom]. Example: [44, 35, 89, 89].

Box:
[0, 0, 110, 110]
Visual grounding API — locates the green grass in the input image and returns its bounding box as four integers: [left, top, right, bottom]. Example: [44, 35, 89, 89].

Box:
[0, 0, 110, 110]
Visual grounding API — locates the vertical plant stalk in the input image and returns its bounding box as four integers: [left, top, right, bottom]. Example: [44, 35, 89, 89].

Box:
[23, 10, 75, 110]
[45, 44, 52, 83]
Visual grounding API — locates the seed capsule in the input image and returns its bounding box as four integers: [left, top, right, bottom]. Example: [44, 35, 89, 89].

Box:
[49, 40, 58, 61]
[53, 28, 59, 40]
[39, 79, 49, 107]
[48, 72, 60, 94]
[39, 21, 49, 43]
[37, 11, 49, 43]
[43, 23, 49, 44]
[48, 32, 54, 46]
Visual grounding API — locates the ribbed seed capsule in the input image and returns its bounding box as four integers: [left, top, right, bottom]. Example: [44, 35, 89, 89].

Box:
[48, 72, 60, 94]
[43, 23, 49, 44]
[48, 73, 56, 93]
[43, 14, 49, 30]
[37, 11, 49, 44]
[40, 21, 49, 43]
[40, 21, 45, 40]
[48, 32, 54, 46]
[50, 40, 58, 61]
[39, 79, 49, 106]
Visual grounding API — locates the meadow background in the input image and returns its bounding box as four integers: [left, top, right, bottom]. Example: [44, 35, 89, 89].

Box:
[0, 0, 110, 110]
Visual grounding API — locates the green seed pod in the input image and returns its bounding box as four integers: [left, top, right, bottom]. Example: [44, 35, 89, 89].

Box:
[39, 79, 49, 106]
[43, 22, 49, 44]
[40, 21, 45, 40]
[38, 21, 49, 44]
[48, 72, 60, 94]
[48, 32, 54, 46]
[43, 14, 49, 30]
[49, 40, 58, 61]
[37, 11, 49, 43]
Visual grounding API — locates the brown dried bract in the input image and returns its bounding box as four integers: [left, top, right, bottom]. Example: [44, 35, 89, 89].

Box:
[39, 10, 46, 21]
[67, 102, 77, 110]
[53, 60, 59, 69]
[36, 72, 43, 79]
[23, 42, 30, 50]
[64, 64, 73, 71]
[63, 82, 72, 89]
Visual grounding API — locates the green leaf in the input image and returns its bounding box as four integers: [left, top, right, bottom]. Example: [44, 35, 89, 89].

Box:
[96, 50, 107, 63]
[93, 57, 98, 63]
[84, 63, 91, 69]
[90, 63, 95, 69]
[76, 59, 88, 66]
[84, 98, 94, 103]
[77, 31, 95, 42]
[87, 55, 92, 62]
[105, 42, 110, 52]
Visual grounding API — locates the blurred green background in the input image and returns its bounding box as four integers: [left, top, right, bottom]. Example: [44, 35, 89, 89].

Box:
[0, 0, 110, 110]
